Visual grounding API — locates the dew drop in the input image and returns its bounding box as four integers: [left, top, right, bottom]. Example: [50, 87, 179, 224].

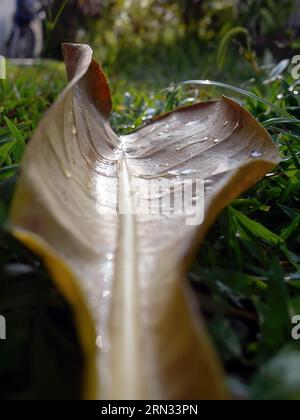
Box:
[233, 122, 240, 131]
[213, 138, 220, 143]
[64, 169, 72, 179]
[72, 125, 77, 135]
[144, 108, 156, 119]
[105, 253, 114, 262]
[250, 150, 263, 158]
[277, 94, 284, 100]
[186, 121, 198, 127]
[204, 179, 213, 185]
[96, 336, 103, 349]
[181, 169, 193, 175]
[102, 290, 111, 298]
[167, 170, 181, 176]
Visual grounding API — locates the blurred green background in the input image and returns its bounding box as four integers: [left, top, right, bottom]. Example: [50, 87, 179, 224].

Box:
[46, 0, 300, 86]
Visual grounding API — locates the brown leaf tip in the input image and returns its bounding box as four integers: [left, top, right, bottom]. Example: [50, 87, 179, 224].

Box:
[62, 43, 112, 119]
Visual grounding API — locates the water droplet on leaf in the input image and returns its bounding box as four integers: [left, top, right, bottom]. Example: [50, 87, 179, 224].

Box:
[181, 169, 193, 175]
[105, 253, 114, 262]
[167, 170, 181, 176]
[96, 336, 103, 348]
[64, 170, 72, 179]
[250, 150, 263, 158]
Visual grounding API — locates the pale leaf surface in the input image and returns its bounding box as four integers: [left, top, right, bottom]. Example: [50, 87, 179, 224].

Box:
[10, 44, 280, 400]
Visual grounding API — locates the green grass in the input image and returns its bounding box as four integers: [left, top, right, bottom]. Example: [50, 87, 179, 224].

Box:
[0, 51, 300, 400]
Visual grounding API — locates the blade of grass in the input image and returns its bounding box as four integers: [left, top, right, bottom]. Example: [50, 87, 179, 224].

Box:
[177, 80, 296, 120]
[3, 116, 26, 163]
[230, 207, 283, 246]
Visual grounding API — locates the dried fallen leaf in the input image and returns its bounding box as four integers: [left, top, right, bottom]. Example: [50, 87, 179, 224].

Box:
[10, 44, 280, 400]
